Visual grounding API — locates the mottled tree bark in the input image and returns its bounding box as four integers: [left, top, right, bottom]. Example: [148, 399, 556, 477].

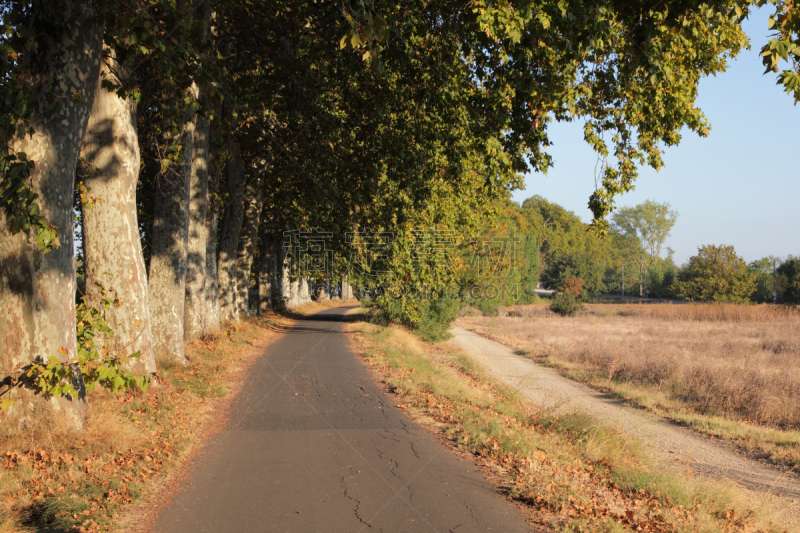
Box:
[299, 276, 310, 304]
[235, 175, 263, 318]
[79, 52, 156, 375]
[148, 84, 198, 365]
[289, 278, 300, 308]
[184, 113, 210, 340]
[257, 233, 276, 314]
[0, 2, 104, 425]
[204, 142, 221, 331]
[216, 122, 246, 323]
[278, 242, 291, 309]
[184, 0, 214, 339]
[342, 277, 354, 300]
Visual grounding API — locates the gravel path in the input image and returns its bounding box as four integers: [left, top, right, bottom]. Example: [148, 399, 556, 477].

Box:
[451, 327, 800, 525]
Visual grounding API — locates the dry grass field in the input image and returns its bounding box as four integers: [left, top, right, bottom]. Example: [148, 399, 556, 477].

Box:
[456, 303, 800, 468]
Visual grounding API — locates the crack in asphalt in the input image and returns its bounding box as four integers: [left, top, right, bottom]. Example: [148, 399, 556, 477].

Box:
[341, 475, 384, 532]
[463, 500, 480, 527]
[373, 444, 404, 484]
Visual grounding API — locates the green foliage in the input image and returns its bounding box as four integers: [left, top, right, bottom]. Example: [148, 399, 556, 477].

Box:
[542, 251, 607, 295]
[415, 298, 461, 343]
[1, 285, 148, 410]
[646, 259, 680, 299]
[521, 196, 619, 294]
[549, 292, 584, 317]
[747, 256, 781, 302]
[0, 154, 60, 252]
[611, 200, 678, 296]
[751, 0, 800, 104]
[372, 295, 460, 343]
[776, 257, 800, 304]
[675, 245, 757, 303]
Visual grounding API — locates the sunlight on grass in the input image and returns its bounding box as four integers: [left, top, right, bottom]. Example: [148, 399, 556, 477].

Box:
[457, 302, 800, 470]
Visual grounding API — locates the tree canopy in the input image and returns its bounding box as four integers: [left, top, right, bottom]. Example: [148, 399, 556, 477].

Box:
[675, 244, 757, 303]
[1, 0, 799, 411]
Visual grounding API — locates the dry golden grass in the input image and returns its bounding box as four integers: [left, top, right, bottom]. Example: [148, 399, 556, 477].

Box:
[612, 302, 799, 323]
[457, 302, 800, 467]
[0, 312, 292, 533]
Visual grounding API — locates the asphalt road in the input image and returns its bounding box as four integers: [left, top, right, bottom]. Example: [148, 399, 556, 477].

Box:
[151, 306, 533, 533]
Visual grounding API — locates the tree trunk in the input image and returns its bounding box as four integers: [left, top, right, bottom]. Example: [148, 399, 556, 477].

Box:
[342, 277, 354, 300]
[79, 52, 156, 375]
[184, 113, 210, 340]
[235, 175, 263, 318]
[289, 278, 300, 308]
[0, 2, 104, 426]
[216, 122, 246, 322]
[639, 257, 646, 297]
[299, 277, 311, 304]
[184, 0, 215, 339]
[148, 84, 198, 365]
[204, 140, 221, 331]
[257, 234, 276, 314]
[279, 242, 292, 309]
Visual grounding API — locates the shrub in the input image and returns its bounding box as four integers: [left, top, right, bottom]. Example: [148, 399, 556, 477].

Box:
[415, 298, 461, 342]
[373, 295, 461, 342]
[561, 276, 584, 298]
[549, 292, 584, 316]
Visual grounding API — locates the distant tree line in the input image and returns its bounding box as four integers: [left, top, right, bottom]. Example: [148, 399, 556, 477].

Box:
[521, 196, 799, 305]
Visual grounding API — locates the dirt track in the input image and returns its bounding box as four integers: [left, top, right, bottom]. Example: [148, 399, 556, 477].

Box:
[450, 327, 800, 527]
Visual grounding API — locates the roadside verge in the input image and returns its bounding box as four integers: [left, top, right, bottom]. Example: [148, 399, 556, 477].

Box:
[1, 312, 292, 533]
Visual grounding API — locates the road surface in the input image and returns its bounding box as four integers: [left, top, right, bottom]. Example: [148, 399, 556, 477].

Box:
[150, 306, 533, 533]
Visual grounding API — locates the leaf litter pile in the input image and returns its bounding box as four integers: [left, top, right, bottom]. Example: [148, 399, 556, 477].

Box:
[0, 314, 287, 533]
[347, 321, 785, 533]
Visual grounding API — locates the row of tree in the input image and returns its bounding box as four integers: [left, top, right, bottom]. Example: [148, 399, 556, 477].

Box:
[0, 1, 798, 415]
[520, 196, 799, 305]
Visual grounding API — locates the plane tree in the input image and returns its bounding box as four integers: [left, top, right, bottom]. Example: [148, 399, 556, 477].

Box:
[3, 0, 799, 413]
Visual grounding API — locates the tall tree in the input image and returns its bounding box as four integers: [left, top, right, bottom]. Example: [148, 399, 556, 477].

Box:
[675, 244, 756, 303]
[612, 200, 678, 295]
[0, 1, 104, 422]
[184, 111, 211, 340]
[79, 51, 157, 375]
[216, 119, 246, 323]
[148, 84, 198, 365]
[257, 232, 277, 314]
[203, 137, 222, 331]
[235, 172, 264, 317]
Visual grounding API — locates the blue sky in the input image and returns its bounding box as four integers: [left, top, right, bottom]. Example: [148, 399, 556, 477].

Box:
[512, 7, 799, 266]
